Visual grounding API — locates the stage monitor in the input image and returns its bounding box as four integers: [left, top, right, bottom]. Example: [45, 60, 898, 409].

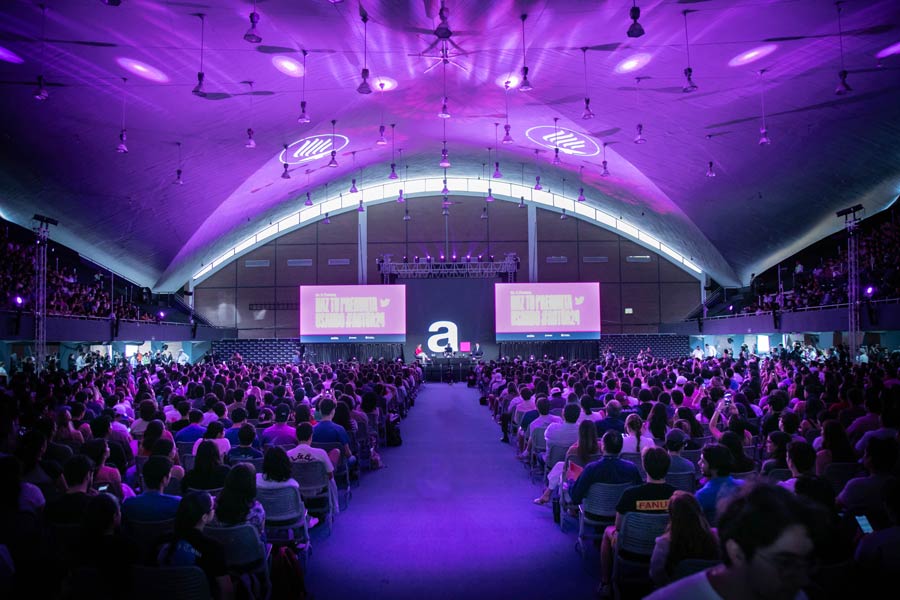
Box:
[299, 285, 406, 343]
[494, 282, 601, 341]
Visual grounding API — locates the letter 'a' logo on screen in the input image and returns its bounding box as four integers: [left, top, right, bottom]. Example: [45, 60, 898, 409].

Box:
[427, 320, 458, 354]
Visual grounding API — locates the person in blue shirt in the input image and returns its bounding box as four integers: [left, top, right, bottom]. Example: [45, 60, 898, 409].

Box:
[695, 443, 745, 525]
[594, 400, 627, 436]
[569, 430, 642, 510]
[122, 456, 181, 523]
[226, 423, 264, 465]
[224, 407, 260, 449]
[173, 409, 206, 444]
[312, 397, 352, 461]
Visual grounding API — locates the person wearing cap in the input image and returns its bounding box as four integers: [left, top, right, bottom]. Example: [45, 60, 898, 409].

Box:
[549, 387, 565, 410]
[664, 429, 699, 476]
[260, 404, 297, 447]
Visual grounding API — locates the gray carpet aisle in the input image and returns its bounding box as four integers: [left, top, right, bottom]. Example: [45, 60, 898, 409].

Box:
[305, 383, 598, 599]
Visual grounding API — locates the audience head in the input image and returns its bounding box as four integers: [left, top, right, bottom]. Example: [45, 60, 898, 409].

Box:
[237, 423, 256, 446]
[625, 413, 643, 435]
[563, 403, 580, 424]
[601, 430, 623, 456]
[664, 429, 688, 453]
[63, 454, 94, 491]
[188, 409, 203, 425]
[83, 492, 120, 536]
[318, 397, 336, 418]
[786, 441, 816, 477]
[605, 400, 622, 418]
[195, 440, 222, 472]
[536, 397, 550, 416]
[274, 404, 292, 423]
[642, 446, 671, 481]
[215, 463, 257, 525]
[700, 443, 733, 478]
[173, 491, 214, 539]
[577, 420, 598, 459]
[142, 456, 173, 491]
[766, 431, 792, 460]
[296, 422, 314, 444]
[262, 447, 291, 482]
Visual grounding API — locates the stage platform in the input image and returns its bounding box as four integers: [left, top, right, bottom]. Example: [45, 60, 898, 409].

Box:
[422, 357, 475, 382]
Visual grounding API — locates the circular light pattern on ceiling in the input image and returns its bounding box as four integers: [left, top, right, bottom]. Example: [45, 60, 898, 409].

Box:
[279, 133, 350, 165]
[614, 53, 652, 74]
[271, 55, 305, 77]
[495, 73, 520, 88]
[525, 125, 600, 157]
[728, 44, 777, 67]
[372, 76, 397, 91]
[115, 57, 168, 82]
[0, 45, 24, 64]
[876, 41, 900, 59]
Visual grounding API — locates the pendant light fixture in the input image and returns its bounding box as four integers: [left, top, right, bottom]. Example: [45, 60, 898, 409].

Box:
[327, 119, 338, 167]
[552, 117, 561, 165]
[116, 77, 128, 153]
[483, 160, 495, 202]
[533, 149, 542, 190]
[502, 81, 514, 143]
[439, 120, 451, 168]
[577, 167, 586, 201]
[34, 4, 49, 101]
[173, 142, 184, 185]
[357, 199, 365, 212]
[281, 144, 290, 179]
[244, 0, 262, 44]
[581, 48, 594, 120]
[835, 2, 851, 95]
[706, 161, 716, 178]
[441, 168, 449, 195]
[601, 142, 610, 177]
[389, 123, 398, 179]
[403, 208, 411, 222]
[634, 78, 647, 144]
[398, 163, 407, 203]
[192, 14, 207, 97]
[298, 50, 310, 123]
[518, 196, 526, 209]
[376, 82, 387, 144]
[758, 69, 772, 145]
[627, 1, 645, 38]
[560, 208, 568, 220]
[518, 14, 533, 91]
[438, 60, 451, 118]
[304, 191, 313, 206]
[245, 81, 256, 148]
[493, 123, 503, 178]
[357, 10, 372, 94]
[481, 206, 489, 220]
[323, 212, 331, 224]
[349, 151, 359, 193]
[681, 11, 698, 92]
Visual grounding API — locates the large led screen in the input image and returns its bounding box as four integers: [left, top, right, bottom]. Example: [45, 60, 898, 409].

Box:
[494, 282, 601, 341]
[299, 285, 406, 342]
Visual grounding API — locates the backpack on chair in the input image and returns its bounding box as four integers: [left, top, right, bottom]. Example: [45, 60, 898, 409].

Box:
[386, 414, 402, 446]
[270, 545, 306, 600]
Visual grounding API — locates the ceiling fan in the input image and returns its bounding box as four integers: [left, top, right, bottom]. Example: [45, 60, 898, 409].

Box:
[414, 1, 470, 73]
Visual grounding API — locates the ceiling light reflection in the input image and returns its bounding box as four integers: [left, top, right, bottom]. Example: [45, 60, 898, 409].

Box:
[116, 57, 168, 82]
[728, 44, 777, 67]
[0, 45, 24, 64]
[614, 53, 652, 74]
[271, 56, 305, 77]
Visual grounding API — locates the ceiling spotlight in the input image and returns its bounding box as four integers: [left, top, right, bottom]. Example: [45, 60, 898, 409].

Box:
[577, 187, 586, 202]
[438, 98, 451, 119]
[397, 189, 404, 203]
[439, 145, 451, 168]
[486, 188, 495, 202]
[481, 206, 489, 219]
[835, 69, 852, 95]
[281, 163, 291, 179]
[34, 75, 49, 101]
[441, 178, 449, 195]
[551, 117, 561, 164]
[323, 213, 331, 224]
[442, 196, 452, 208]
[174, 168, 184, 185]
[628, 2, 645, 38]
[502, 123, 513, 144]
[357, 199, 365, 212]
[117, 129, 128, 153]
[706, 161, 716, 178]
[634, 123, 646, 144]
[681, 12, 698, 92]
[298, 100, 310, 124]
[518, 15, 533, 91]
[758, 126, 771, 146]
[305, 192, 313, 206]
[193, 15, 207, 97]
[560, 209, 568, 220]
[518, 196, 526, 208]
[192, 71, 206, 97]
[357, 68, 372, 94]
[581, 48, 594, 119]
[403, 209, 411, 221]
[442, 206, 450, 217]
[349, 178, 358, 194]
[389, 163, 398, 179]
[534, 175, 542, 191]
[493, 162, 503, 179]
[327, 119, 338, 167]
[244, 5, 262, 44]
[376, 124, 387, 145]
[553, 147, 561, 165]
[601, 160, 610, 177]
[582, 98, 594, 120]
[245, 128, 256, 149]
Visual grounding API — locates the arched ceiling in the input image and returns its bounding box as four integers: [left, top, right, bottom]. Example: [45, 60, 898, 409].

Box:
[1, 0, 899, 291]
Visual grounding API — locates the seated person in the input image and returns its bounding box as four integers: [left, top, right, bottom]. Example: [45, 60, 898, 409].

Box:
[312, 398, 352, 466]
[260, 404, 296, 447]
[122, 456, 181, 522]
[209, 463, 266, 542]
[837, 436, 898, 529]
[181, 441, 230, 494]
[443, 343, 454, 357]
[696, 444, 745, 525]
[173, 409, 207, 444]
[414, 344, 430, 364]
[569, 430, 643, 513]
[226, 423, 264, 465]
[45, 454, 95, 525]
[854, 478, 900, 582]
[191, 421, 231, 457]
[471, 343, 484, 358]
[158, 491, 232, 599]
[77, 493, 139, 594]
[649, 491, 719, 587]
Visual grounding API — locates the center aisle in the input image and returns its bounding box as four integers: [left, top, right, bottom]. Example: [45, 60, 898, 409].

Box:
[305, 383, 598, 599]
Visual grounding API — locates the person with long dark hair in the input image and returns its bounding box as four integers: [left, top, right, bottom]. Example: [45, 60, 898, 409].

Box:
[533, 419, 599, 505]
[181, 440, 230, 494]
[649, 491, 719, 586]
[648, 402, 671, 441]
[210, 463, 266, 541]
[158, 491, 232, 599]
[77, 492, 138, 595]
[815, 420, 856, 476]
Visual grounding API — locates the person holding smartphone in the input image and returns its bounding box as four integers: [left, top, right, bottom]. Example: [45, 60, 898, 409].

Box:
[854, 479, 900, 579]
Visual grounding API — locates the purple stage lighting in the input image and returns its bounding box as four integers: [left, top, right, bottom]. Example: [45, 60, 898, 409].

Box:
[728, 304, 734, 311]
[865, 285, 874, 296]
[14, 295, 23, 306]
[614, 53, 652, 74]
[728, 45, 777, 67]
[158, 311, 166, 319]
[876, 41, 900, 59]
[0, 45, 25, 64]
[271, 56, 304, 77]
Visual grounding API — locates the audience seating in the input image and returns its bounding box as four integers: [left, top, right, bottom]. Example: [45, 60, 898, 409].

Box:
[671, 558, 722, 582]
[765, 468, 792, 483]
[822, 462, 865, 494]
[290, 461, 336, 532]
[575, 482, 634, 557]
[257, 487, 311, 562]
[124, 519, 176, 564]
[130, 565, 211, 600]
[612, 512, 670, 598]
[664, 471, 696, 493]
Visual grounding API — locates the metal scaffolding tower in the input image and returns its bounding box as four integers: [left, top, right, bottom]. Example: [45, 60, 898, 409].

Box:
[33, 214, 57, 372]
[837, 204, 863, 362]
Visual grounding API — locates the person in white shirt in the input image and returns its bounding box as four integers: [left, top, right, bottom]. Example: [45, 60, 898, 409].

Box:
[544, 404, 582, 449]
[706, 344, 717, 358]
[692, 346, 704, 360]
[287, 422, 339, 515]
[621, 413, 656, 454]
[192, 421, 232, 456]
[176, 349, 190, 365]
